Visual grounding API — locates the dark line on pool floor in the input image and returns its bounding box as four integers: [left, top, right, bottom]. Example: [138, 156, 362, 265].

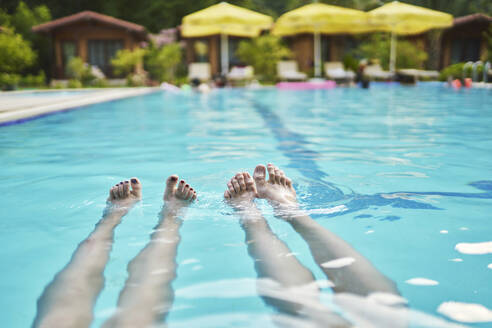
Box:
[248, 96, 492, 218]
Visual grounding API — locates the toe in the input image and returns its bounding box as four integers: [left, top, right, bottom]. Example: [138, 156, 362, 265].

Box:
[279, 170, 286, 185]
[227, 181, 236, 195]
[123, 181, 131, 196]
[243, 172, 257, 195]
[164, 175, 179, 200]
[181, 183, 190, 199]
[254, 165, 266, 185]
[231, 177, 241, 193]
[274, 168, 282, 184]
[117, 182, 125, 198]
[186, 187, 195, 201]
[236, 173, 246, 191]
[130, 178, 142, 198]
[267, 164, 276, 183]
[286, 177, 293, 189]
[192, 190, 197, 201]
[177, 180, 186, 194]
[110, 186, 118, 200]
[109, 186, 115, 200]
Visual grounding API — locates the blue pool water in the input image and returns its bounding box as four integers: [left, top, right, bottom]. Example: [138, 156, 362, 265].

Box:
[1, 84, 491, 327]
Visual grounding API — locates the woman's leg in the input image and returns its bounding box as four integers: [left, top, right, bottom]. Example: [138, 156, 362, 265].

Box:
[33, 178, 142, 328]
[102, 175, 196, 328]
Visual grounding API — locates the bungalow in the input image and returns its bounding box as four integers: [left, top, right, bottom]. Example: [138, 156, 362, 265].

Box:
[32, 11, 147, 79]
[440, 14, 491, 69]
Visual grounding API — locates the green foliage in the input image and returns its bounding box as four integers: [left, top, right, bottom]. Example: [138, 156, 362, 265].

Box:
[0, 29, 36, 73]
[439, 62, 486, 81]
[342, 54, 359, 72]
[126, 73, 146, 86]
[67, 79, 83, 88]
[0, 73, 21, 90]
[66, 57, 96, 85]
[145, 43, 183, 82]
[355, 33, 428, 70]
[20, 71, 46, 87]
[111, 48, 146, 77]
[10, 2, 51, 42]
[236, 35, 291, 82]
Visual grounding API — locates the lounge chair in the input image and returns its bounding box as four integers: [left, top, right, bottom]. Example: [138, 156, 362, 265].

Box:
[397, 69, 439, 83]
[277, 61, 307, 81]
[364, 64, 394, 80]
[227, 66, 254, 85]
[324, 62, 355, 82]
[188, 62, 211, 82]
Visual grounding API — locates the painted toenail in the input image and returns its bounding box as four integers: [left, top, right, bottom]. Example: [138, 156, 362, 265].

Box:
[171, 176, 178, 182]
[185, 184, 189, 187]
[190, 188, 193, 191]
[131, 179, 137, 184]
[180, 180, 185, 184]
[125, 181, 129, 184]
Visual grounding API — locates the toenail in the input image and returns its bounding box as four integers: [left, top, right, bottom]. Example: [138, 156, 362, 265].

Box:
[185, 184, 189, 187]
[180, 180, 184, 184]
[171, 176, 178, 182]
[125, 181, 129, 183]
[131, 179, 137, 184]
[190, 188, 193, 191]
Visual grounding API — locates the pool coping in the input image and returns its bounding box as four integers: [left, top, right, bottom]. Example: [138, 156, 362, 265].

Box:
[0, 87, 160, 126]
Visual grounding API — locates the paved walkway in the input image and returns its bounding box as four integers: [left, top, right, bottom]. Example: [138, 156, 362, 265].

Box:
[0, 87, 159, 125]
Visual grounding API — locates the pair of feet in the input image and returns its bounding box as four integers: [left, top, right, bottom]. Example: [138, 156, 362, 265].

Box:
[224, 164, 298, 210]
[107, 176, 197, 213]
[106, 163, 297, 213]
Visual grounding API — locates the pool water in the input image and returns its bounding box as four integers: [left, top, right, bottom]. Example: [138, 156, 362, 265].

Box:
[0, 84, 491, 327]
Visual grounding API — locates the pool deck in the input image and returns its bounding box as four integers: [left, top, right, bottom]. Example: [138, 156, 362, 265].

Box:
[0, 87, 159, 125]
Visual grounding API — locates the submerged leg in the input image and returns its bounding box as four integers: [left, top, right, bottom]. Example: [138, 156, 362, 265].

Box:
[103, 175, 196, 328]
[225, 173, 350, 327]
[254, 164, 399, 297]
[33, 178, 142, 328]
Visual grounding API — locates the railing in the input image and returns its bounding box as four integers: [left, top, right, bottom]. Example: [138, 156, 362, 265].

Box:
[463, 61, 491, 83]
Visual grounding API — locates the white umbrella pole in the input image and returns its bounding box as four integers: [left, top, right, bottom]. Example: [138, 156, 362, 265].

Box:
[389, 31, 396, 73]
[221, 33, 229, 75]
[314, 31, 321, 77]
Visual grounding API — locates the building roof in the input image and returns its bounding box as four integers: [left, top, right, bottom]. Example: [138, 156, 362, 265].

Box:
[453, 13, 492, 27]
[32, 11, 146, 35]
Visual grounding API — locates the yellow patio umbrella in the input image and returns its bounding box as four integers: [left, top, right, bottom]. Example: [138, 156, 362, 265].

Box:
[273, 3, 373, 77]
[369, 1, 453, 73]
[181, 2, 273, 75]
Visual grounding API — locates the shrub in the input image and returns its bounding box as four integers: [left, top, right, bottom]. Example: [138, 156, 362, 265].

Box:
[145, 43, 182, 82]
[0, 73, 21, 90]
[355, 33, 428, 70]
[20, 71, 46, 87]
[111, 48, 146, 77]
[236, 35, 292, 82]
[439, 62, 485, 82]
[67, 79, 83, 88]
[0, 28, 36, 74]
[343, 54, 359, 72]
[66, 57, 95, 86]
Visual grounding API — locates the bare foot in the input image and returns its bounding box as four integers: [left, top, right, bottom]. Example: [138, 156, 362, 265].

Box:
[253, 164, 298, 208]
[106, 178, 142, 214]
[224, 172, 257, 210]
[163, 175, 197, 212]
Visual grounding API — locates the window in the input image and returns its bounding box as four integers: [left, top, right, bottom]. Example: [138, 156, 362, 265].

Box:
[450, 38, 481, 64]
[194, 40, 209, 63]
[88, 39, 123, 77]
[62, 41, 76, 69]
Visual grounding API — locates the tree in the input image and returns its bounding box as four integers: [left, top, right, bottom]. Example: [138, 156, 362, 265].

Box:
[145, 43, 182, 82]
[236, 35, 291, 82]
[0, 28, 36, 73]
[355, 33, 428, 70]
[111, 48, 146, 77]
[0, 28, 36, 88]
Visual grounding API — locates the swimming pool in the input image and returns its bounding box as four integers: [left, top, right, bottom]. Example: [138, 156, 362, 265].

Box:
[1, 84, 491, 327]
